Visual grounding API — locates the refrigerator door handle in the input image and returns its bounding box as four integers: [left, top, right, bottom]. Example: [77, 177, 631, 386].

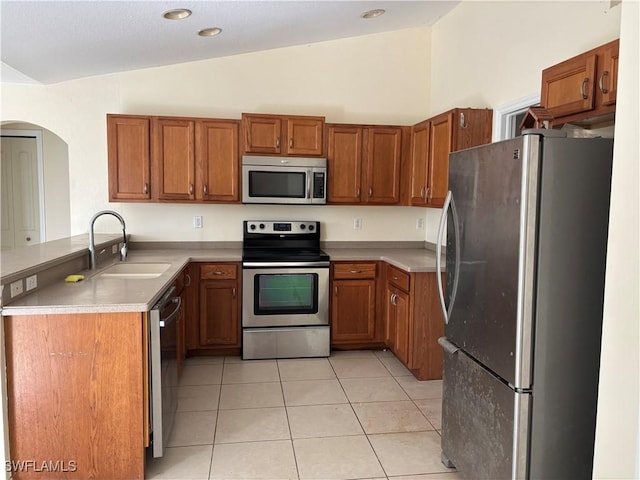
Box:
[436, 191, 461, 324]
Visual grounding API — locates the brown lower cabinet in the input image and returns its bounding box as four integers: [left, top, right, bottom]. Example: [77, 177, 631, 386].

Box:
[384, 264, 444, 380]
[330, 261, 444, 380]
[185, 262, 242, 356]
[330, 262, 384, 348]
[4, 312, 147, 479]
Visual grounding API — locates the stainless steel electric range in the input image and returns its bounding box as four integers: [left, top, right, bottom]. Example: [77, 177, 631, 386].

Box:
[242, 220, 330, 360]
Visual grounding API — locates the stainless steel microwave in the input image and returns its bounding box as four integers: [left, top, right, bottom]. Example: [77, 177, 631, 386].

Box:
[242, 156, 327, 205]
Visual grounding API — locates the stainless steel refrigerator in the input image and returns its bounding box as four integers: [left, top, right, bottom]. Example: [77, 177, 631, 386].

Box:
[435, 130, 613, 479]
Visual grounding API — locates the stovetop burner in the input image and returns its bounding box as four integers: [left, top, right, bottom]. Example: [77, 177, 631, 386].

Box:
[242, 220, 329, 263]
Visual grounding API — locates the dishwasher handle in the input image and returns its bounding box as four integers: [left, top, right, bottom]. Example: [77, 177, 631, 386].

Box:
[159, 296, 181, 328]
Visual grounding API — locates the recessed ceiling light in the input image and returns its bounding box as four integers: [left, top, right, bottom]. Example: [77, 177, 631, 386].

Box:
[162, 8, 192, 20]
[198, 27, 222, 37]
[361, 9, 386, 19]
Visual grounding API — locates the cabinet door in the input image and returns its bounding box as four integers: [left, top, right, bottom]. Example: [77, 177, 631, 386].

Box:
[364, 127, 402, 204]
[541, 53, 597, 118]
[154, 118, 196, 201]
[196, 120, 239, 202]
[242, 115, 282, 154]
[177, 289, 186, 377]
[599, 41, 619, 106]
[428, 112, 454, 207]
[384, 286, 396, 350]
[327, 125, 363, 203]
[184, 264, 199, 351]
[409, 121, 430, 206]
[107, 115, 151, 201]
[286, 117, 324, 156]
[199, 280, 240, 347]
[331, 279, 376, 343]
[393, 288, 410, 366]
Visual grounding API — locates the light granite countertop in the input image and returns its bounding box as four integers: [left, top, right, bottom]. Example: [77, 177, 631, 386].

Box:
[1, 238, 443, 316]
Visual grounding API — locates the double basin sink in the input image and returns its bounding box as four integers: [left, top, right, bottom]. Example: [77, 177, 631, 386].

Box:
[96, 262, 171, 279]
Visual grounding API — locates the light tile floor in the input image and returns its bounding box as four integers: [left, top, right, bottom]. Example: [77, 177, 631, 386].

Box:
[146, 350, 461, 480]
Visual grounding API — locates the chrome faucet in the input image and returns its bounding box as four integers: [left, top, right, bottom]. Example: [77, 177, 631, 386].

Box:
[89, 210, 127, 269]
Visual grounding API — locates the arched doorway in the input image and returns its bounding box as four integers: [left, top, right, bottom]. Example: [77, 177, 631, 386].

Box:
[1, 121, 70, 249]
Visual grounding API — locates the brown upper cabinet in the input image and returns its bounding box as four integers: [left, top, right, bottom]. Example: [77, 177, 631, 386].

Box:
[541, 39, 619, 126]
[153, 117, 196, 201]
[408, 108, 492, 208]
[107, 115, 152, 201]
[326, 124, 405, 205]
[107, 114, 240, 203]
[242, 113, 325, 156]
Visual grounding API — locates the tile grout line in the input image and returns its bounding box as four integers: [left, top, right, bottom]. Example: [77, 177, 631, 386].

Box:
[277, 359, 302, 480]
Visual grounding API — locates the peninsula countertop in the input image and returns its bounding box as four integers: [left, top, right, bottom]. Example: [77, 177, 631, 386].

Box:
[1, 238, 443, 315]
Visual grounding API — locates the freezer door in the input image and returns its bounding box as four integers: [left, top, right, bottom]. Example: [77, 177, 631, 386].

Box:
[445, 136, 538, 388]
[527, 136, 612, 479]
[441, 342, 529, 479]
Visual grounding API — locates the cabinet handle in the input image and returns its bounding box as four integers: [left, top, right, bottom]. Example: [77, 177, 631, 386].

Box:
[393, 276, 399, 280]
[599, 71, 609, 94]
[185, 274, 192, 287]
[189, 183, 194, 195]
[143, 183, 149, 194]
[203, 184, 208, 195]
[276, 138, 280, 148]
[334, 286, 338, 296]
[580, 77, 589, 100]
[390, 293, 397, 305]
[232, 287, 236, 298]
[368, 187, 373, 198]
[425, 187, 430, 201]
[214, 271, 224, 275]
[356, 187, 360, 197]
[350, 270, 362, 274]
[420, 186, 425, 199]
[459, 112, 467, 129]
[289, 138, 293, 148]
[26, 236, 31, 242]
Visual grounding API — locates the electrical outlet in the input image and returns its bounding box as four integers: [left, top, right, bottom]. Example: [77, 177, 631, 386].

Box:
[193, 215, 203, 229]
[10, 280, 23, 298]
[26, 274, 38, 291]
[416, 218, 425, 230]
[353, 218, 362, 230]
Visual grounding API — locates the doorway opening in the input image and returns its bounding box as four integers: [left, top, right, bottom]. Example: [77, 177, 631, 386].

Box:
[492, 93, 540, 142]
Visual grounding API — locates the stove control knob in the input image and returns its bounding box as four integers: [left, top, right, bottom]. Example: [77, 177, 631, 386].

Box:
[259, 223, 265, 230]
[308, 224, 315, 231]
[300, 224, 306, 230]
[249, 224, 256, 230]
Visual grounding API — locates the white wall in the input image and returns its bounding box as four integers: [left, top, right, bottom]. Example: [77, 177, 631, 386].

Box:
[593, 1, 640, 477]
[430, 0, 621, 114]
[423, 1, 621, 244]
[0, 27, 432, 242]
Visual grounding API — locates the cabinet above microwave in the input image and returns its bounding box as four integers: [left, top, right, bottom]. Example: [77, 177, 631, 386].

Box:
[241, 113, 325, 157]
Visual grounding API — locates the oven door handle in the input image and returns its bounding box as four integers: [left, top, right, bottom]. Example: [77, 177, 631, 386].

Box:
[242, 261, 330, 268]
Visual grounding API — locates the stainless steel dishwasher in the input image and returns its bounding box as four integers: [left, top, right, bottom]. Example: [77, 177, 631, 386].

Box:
[149, 285, 181, 457]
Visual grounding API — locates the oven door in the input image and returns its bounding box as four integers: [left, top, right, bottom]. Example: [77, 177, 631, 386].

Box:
[242, 263, 329, 327]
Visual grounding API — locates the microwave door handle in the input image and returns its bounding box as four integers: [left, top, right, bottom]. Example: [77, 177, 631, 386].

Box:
[306, 169, 312, 200]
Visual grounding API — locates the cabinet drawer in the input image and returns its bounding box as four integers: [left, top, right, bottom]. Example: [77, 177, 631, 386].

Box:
[200, 263, 237, 280]
[387, 265, 410, 292]
[333, 262, 376, 279]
